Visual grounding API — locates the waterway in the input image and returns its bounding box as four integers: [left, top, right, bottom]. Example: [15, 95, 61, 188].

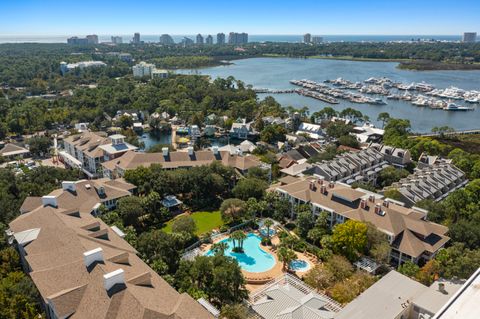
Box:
[179, 57, 480, 132]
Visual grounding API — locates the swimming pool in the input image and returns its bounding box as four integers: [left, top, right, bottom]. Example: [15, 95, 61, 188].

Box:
[206, 233, 276, 273]
[259, 227, 276, 237]
[289, 259, 310, 271]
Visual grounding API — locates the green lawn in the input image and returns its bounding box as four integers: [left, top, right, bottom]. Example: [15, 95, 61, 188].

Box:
[162, 211, 224, 236]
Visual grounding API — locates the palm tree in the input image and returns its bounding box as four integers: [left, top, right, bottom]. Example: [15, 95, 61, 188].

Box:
[230, 230, 247, 253]
[277, 246, 296, 271]
[211, 241, 229, 256]
[264, 218, 274, 241]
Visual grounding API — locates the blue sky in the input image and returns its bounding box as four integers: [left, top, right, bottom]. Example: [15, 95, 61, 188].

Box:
[1, 0, 479, 35]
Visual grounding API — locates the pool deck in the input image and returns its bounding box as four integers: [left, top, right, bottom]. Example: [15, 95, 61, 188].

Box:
[201, 230, 318, 293]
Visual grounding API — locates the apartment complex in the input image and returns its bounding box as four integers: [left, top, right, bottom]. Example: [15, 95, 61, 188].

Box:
[132, 32, 141, 44]
[462, 32, 477, 43]
[159, 34, 174, 44]
[67, 35, 98, 44]
[273, 177, 450, 265]
[60, 61, 106, 75]
[303, 33, 311, 43]
[62, 132, 137, 178]
[101, 147, 269, 179]
[7, 179, 214, 319]
[196, 34, 204, 44]
[370, 143, 412, 168]
[111, 36, 123, 44]
[228, 32, 248, 44]
[132, 61, 168, 79]
[205, 35, 213, 44]
[217, 33, 225, 44]
[312, 36, 323, 44]
[389, 162, 467, 207]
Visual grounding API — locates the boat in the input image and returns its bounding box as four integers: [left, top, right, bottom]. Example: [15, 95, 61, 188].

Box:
[443, 103, 474, 111]
[370, 98, 387, 105]
[465, 98, 480, 104]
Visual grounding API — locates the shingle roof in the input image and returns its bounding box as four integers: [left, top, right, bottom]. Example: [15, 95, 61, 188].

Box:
[0, 143, 29, 157]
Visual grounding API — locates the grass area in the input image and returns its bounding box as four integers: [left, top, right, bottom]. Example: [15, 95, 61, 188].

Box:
[162, 211, 224, 236]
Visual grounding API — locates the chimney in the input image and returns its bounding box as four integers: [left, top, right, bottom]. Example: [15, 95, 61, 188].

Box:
[62, 181, 77, 192]
[374, 204, 382, 214]
[162, 147, 169, 157]
[309, 181, 316, 191]
[329, 182, 335, 189]
[187, 146, 194, 156]
[42, 195, 57, 208]
[212, 145, 219, 155]
[360, 199, 367, 209]
[317, 178, 323, 186]
[383, 200, 390, 208]
[104, 269, 125, 291]
[320, 185, 327, 194]
[369, 195, 375, 203]
[83, 247, 104, 268]
[438, 282, 446, 294]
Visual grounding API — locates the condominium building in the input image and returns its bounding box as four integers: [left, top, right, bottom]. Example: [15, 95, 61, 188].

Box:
[60, 61, 106, 75]
[370, 143, 412, 168]
[159, 34, 174, 44]
[462, 32, 477, 43]
[111, 36, 123, 44]
[196, 34, 204, 44]
[132, 61, 155, 77]
[62, 132, 137, 178]
[101, 146, 269, 179]
[217, 33, 225, 45]
[181, 37, 194, 47]
[67, 36, 88, 45]
[7, 180, 214, 319]
[388, 162, 467, 207]
[205, 35, 213, 45]
[86, 34, 98, 44]
[273, 176, 450, 265]
[230, 119, 256, 139]
[228, 32, 248, 44]
[303, 33, 312, 43]
[312, 36, 323, 44]
[132, 32, 140, 44]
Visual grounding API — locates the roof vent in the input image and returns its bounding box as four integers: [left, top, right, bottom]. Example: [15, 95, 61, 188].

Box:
[83, 247, 104, 268]
[62, 181, 77, 193]
[212, 145, 219, 155]
[128, 272, 152, 287]
[42, 195, 57, 208]
[360, 199, 367, 209]
[162, 147, 169, 157]
[103, 269, 125, 291]
[85, 184, 91, 189]
[187, 146, 194, 156]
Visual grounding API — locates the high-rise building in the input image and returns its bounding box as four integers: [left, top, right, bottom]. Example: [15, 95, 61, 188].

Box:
[196, 34, 204, 44]
[111, 36, 123, 44]
[217, 33, 225, 45]
[86, 34, 98, 44]
[205, 35, 213, 45]
[228, 32, 248, 44]
[67, 36, 88, 45]
[132, 61, 155, 77]
[303, 33, 311, 43]
[312, 36, 323, 44]
[133, 32, 140, 44]
[462, 32, 477, 43]
[181, 37, 194, 47]
[159, 34, 174, 44]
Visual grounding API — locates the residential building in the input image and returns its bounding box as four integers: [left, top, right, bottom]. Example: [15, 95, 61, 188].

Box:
[280, 162, 313, 177]
[352, 123, 384, 143]
[67, 36, 88, 45]
[101, 147, 269, 179]
[86, 34, 98, 44]
[274, 177, 450, 265]
[196, 34, 204, 44]
[60, 61, 106, 75]
[228, 32, 248, 44]
[151, 69, 169, 79]
[132, 61, 155, 77]
[462, 32, 477, 43]
[249, 274, 341, 319]
[0, 143, 30, 160]
[433, 267, 480, 319]
[417, 152, 452, 169]
[7, 180, 214, 319]
[336, 270, 463, 319]
[159, 34, 174, 44]
[181, 37, 194, 47]
[370, 143, 412, 168]
[111, 36, 123, 44]
[307, 147, 388, 184]
[262, 116, 286, 127]
[119, 53, 132, 62]
[303, 33, 312, 43]
[388, 162, 467, 207]
[296, 122, 324, 139]
[230, 119, 256, 139]
[312, 36, 323, 44]
[132, 32, 141, 44]
[62, 132, 137, 178]
[205, 35, 213, 44]
[217, 33, 225, 45]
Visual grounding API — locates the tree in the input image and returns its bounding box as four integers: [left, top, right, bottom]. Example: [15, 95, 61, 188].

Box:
[264, 218, 274, 241]
[326, 121, 353, 138]
[230, 231, 247, 253]
[398, 261, 420, 278]
[220, 198, 247, 224]
[296, 205, 315, 238]
[27, 136, 52, 157]
[304, 264, 335, 291]
[118, 115, 133, 129]
[221, 304, 249, 319]
[324, 255, 354, 282]
[337, 135, 360, 148]
[377, 166, 409, 188]
[211, 241, 229, 256]
[116, 196, 145, 228]
[383, 188, 403, 201]
[277, 246, 297, 270]
[377, 112, 390, 128]
[307, 212, 330, 245]
[232, 178, 268, 200]
[172, 215, 197, 235]
[330, 271, 376, 304]
[260, 124, 287, 144]
[332, 220, 368, 261]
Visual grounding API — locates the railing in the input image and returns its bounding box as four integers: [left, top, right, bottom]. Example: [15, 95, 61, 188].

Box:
[410, 128, 480, 138]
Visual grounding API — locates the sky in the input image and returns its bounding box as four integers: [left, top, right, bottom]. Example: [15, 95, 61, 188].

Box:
[1, 0, 479, 36]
